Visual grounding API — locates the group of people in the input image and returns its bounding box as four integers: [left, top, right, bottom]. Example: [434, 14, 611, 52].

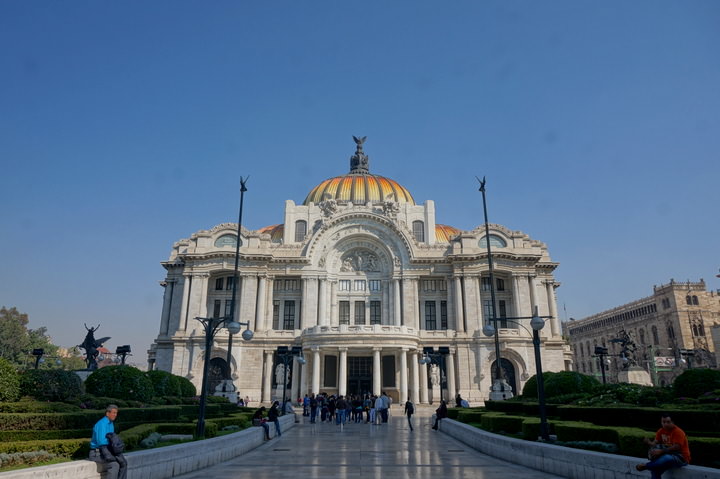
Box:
[300, 392, 395, 425]
[89, 402, 691, 479]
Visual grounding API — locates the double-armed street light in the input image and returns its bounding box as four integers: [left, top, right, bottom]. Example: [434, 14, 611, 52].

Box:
[115, 345, 131, 365]
[483, 306, 552, 441]
[592, 346, 610, 384]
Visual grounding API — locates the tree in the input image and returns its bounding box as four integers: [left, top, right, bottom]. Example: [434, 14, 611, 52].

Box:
[0, 306, 58, 368]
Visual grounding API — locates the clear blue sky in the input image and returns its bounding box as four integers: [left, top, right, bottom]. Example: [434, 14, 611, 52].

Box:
[2, 1, 719, 364]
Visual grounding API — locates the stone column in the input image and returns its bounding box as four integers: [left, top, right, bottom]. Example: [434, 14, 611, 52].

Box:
[399, 348, 408, 402]
[239, 275, 257, 329]
[446, 350, 457, 401]
[473, 276, 483, 330]
[178, 273, 192, 332]
[159, 279, 175, 336]
[195, 274, 209, 319]
[303, 277, 319, 328]
[338, 347, 348, 396]
[300, 353, 308, 397]
[546, 281, 560, 337]
[290, 356, 301, 402]
[382, 280, 390, 325]
[410, 351, 420, 404]
[255, 276, 267, 331]
[402, 278, 417, 329]
[373, 347, 381, 395]
[318, 279, 328, 326]
[262, 350, 273, 402]
[312, 348, 321, 394]
[329, 281, 337, 326]
[419, 361, 429, 404]
[393, 279, 401, 326]
[528, 275, 537, 314]
[511, 274, 522, 319]
[452, 277, 464, 333]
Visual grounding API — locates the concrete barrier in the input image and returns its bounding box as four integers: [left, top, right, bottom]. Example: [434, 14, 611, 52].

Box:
[439, 418, 720, 479]
[0, 414, 295, 479]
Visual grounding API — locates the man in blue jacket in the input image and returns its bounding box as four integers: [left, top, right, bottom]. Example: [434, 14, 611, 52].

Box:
[89, 404, 127, 479]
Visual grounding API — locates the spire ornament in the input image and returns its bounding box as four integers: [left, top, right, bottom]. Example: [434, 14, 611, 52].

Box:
[350, 135, 370, 173]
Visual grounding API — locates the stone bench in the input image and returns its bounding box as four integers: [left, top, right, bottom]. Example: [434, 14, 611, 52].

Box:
[0, 414, 294, 479]
[438, 418, 720, 479]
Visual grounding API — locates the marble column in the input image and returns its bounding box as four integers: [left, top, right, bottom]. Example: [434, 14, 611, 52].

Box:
[262, 350, 273, 402]
[446, 351, 457, 401]
[159, 279, 175, 336]
[255, 276, 267, 331]
[546, 281, 560, 337]
[453, 277, 465, 333]
[373, 348, 381, 395]
[329, 281, 337, 326]
[419, 361, 429, 404]
[528, 275, 537, 314]
[311, 348, 321, 394]
[300, 354, 308, 397]
[511, 274, 522, 319]
[399, 348, 408, 402]
[318, 279, 328, 326]
[410, 351, 420, 404]
[338, 347, 348, 396]
[195, 274, 209, 319]
[290, 356, 301, 402]
[382, 280, 390, 325]
[179, 273, 192, 332]
[393, 279, 401, 326]
[473, 276, 483, 330]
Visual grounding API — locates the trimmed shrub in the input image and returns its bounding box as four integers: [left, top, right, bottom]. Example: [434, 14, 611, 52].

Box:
[0, 429, 90, 442]
[176, 376, 196, 397]
[0, 401, 79, 413]
[457, 410, 485, 424]
[85, 366, 153, 403]
[691, 436, 720, 468]
[553, 420, 618, 444]
[146, 370, 181, 398]
[480, 413, 525, 434]
[0, 438, 89, 459]
[19, 369, 83, 402]
[555, 440, 618, 453]
[0, 450, 57, 468]
[207, 413, 251, 430]
[0, 411, 100, 431]
[544, 371, 600, 398]
[521, 417, 556, 440]
[0, 358, 20, 402]
[673, 369, 720, 399]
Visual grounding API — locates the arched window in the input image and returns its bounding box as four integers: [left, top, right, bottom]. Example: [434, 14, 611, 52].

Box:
[412, 221, 425, 242]
[686, 296, 692, 305]
[652, 326, 659, 345]
[667, 325, 675, 339]
[698, 323, 705, 336]
[294, 220, 307, 242]
[692, 295, 699, 305]
[479, 234, 507, 249]
[692, 324, 699, 336]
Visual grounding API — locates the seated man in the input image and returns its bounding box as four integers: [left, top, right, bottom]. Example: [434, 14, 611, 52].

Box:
[636, 413, 690, 479]
[89, 404, 127, 479]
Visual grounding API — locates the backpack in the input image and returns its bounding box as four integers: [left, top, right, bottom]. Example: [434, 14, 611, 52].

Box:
[406, 402, 414, 414]
[105, 432, 125, 455]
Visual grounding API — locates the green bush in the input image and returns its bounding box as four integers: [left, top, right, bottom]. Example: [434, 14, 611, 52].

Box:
[457, 411, 485, 423]
[0, 401, 79, 413]
[480, 413, 525, 434]
[690, 436, 720, 468]
[19, 369, 83, 402]
[0, 450, 58, 468]
[176, 376, 196, 397]
[553, 420, 619, 444]
[146, 370, 181, 398]
[0, 429, 90, 442]
[0, 358, 20, 402]
[0, 438, 89, 459]
[555, 440, 618, 453]
[522, 371, 599, 400]
[85, 366, 154, 402]
[207, 413, 251, 430]
[673, 369, 720, 399]
[521, 417, 556, 440]
[0, 411, 100, 431]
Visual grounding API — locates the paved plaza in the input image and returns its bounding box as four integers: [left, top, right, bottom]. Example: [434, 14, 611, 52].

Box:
[174, 408, 564, 479]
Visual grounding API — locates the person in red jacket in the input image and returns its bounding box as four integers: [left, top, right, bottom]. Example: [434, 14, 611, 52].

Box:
[636, 414, 690, 478]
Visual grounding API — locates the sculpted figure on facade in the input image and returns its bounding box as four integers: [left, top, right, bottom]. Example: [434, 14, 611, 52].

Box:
[430, 364, 440, 387]
[275, 363, 287, 386]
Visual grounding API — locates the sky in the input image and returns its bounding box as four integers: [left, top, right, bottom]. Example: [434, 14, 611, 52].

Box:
[1, 1, 719, 366]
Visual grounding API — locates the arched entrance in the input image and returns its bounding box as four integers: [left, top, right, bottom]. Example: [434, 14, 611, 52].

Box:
[208, 357, 229, 394]
[491, 358, 517, 396]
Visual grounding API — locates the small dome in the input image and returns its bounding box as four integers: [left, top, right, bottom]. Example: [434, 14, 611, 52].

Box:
[435, 224, 461, 242]
[303, 136, 415, 206]
[258, 224, 283, 242]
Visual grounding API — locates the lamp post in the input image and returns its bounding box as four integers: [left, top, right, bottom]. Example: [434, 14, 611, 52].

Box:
[592, 346, 609, 384]
[418, 346, 450, 403]
[483, 306, 552, 441]
[477, 177, 506, 399]
[276, 346, 306, 408]
[226, 177, 249, 381]
[32, 349, 44, 369]
[115, 345, 131, 365]
[679, 349, 695, 369]
[195, 315, 253, 438]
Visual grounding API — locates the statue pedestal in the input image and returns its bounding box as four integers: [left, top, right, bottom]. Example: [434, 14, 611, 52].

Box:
[489, 378, 514, 401]
[213, 380, 238, 401]
[431, 386, 441, 404]
[617, 366, 653, 386]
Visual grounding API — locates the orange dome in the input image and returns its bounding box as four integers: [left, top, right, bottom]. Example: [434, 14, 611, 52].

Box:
[304, 137, 415, 205]
[435, 224, 460, 242]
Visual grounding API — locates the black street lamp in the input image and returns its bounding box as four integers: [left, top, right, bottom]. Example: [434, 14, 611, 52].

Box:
[477, 177, 506, 399]
[115, 345, 131, 365]
[275, 346, 305, 408]
[592, 346, 609, 384]
[32, 349, 44, 369]
[483, 306, 552, 441]
[418, 346, 450, 403]
[195, 315, 253, 438]
[226, 177, 249, 381]
[679, 349, 695, 369]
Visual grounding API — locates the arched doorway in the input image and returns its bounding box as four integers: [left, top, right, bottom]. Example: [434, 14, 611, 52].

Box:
[208, 357, 229, 394]
[491, 358, 517, 396]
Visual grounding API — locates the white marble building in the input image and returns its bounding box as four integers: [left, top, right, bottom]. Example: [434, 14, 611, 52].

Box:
[149, 139, 570, 404]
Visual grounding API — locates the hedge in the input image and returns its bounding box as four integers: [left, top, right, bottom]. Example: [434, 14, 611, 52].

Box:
[556, 406, 720, 434]
[480, 413, 525, 434]
[85, 366, 154, 402]
[206, 413, 252, 431]
[0, 407, 183, 431]
[0, 401, 80, 413]
[19, 369, 83, 402]
[0, 429, 90, 442]
[0, 438, 89, 459]
[145, 370, 182, 398]
[457, 410, 485, 424]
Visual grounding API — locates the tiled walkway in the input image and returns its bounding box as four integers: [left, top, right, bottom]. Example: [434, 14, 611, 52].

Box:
[174, 408, 564, 479]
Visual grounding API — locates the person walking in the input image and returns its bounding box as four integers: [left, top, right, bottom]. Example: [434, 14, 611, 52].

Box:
[309, 394, 318, 423]
[268, 401, 282, 437]
[89, 404, 127, 479]
[374, 394, 384, 425]
[404, 398, 415, 431]
[636, 414, 690, 478]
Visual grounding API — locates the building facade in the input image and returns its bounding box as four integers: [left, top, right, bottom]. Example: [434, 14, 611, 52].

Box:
[566, 279, 720, 386]
[149, 139, 569, 404]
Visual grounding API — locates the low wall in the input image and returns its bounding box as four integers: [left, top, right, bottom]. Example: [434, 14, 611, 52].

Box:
[439, 418, 720, 479]
[0, 414, 295, 479]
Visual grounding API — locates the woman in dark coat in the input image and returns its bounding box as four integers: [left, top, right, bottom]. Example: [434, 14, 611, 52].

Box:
[432, 400, 447, 430]
[268, 401, 282, 437]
